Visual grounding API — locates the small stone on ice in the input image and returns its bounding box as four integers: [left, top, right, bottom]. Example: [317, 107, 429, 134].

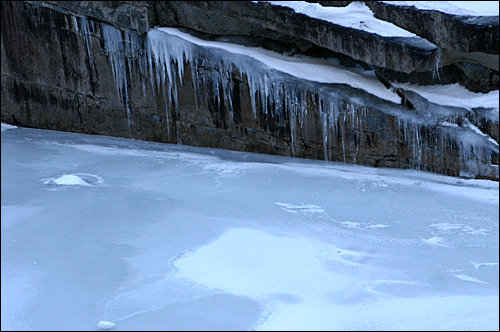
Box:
[98, 321, 115, 329]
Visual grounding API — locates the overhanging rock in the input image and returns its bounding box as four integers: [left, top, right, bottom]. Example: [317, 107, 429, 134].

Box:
[151, 1, 440, 74]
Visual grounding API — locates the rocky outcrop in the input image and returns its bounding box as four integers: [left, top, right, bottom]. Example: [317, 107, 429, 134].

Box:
[1, 1, 498, 180]
[150, 1, 439, 73]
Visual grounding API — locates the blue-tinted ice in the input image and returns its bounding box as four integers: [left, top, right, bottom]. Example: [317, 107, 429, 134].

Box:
[1, 125, 498, 330]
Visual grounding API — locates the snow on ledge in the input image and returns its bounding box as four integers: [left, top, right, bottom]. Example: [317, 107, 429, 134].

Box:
[258, 1, 419, 37]
[382, 1, 499, 17]
[152, 27, 401, 104]
[391, 82, 499, 113]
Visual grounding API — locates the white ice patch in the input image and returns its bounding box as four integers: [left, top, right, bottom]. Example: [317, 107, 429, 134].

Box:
[70, 144, 218, 166]
[98, 321, 115, 329]
[341, 221, 362, 229]
[422, 236, 448, 247]
[428, 223, 463, 231]
[440, 121, 459, 128]
[453, 274, 488, 284]
[1, 123, 17, 132]
[275, 202, 325, 214]
[44, 174, 93, 186]
[172, 228, 353, 301]
[366, 224, 389, 228]
[203, 161, 273, 175]
[471, 262, 499, 270]
[428, 223, 489, 235]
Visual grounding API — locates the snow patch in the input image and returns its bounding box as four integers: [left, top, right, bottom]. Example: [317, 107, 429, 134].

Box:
[391, 82, 499, 112]
[428, 223, 463, 231]
[1, 123, 17, 132]
[275, 202, 325, 214]
[44, 174, 93, 186]
[383, 1, 499, 16]
[422, 236, 448, 247]
[366, 224, 389, 228]
[262, 1, 419, 37]
[98, 321, 115, 329]
[341, 221, 362, 229]
[471, 262, 499, 270]
[172, 228, 352, 300]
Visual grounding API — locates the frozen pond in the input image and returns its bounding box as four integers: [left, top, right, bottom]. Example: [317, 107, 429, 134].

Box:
[1, 125, 498, 330]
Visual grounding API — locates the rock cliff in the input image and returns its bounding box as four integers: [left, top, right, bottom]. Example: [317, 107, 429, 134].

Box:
[1, 1, 498, 179]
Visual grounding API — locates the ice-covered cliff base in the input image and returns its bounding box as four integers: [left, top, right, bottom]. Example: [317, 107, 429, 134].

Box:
[140, 26, 498, 179]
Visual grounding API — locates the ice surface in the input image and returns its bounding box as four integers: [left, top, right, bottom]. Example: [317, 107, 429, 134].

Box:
[262, 1, 419, 37]
[1, 205, 44, 230]
[1, 127, 498, 330]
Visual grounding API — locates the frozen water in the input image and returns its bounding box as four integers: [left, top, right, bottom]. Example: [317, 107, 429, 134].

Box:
[1, 126, 498, 330]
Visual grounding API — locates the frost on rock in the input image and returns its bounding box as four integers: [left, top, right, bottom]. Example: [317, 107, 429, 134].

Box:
[143, 27, 498, 178]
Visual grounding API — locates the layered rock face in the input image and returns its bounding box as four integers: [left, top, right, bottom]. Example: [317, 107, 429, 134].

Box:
[1, 1, 498, 179]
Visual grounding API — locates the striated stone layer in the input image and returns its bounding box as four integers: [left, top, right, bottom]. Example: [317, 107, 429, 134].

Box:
[1, 1, 498, 180]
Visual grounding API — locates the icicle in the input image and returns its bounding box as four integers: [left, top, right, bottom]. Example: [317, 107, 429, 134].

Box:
[78, 17, 93, 60]
[432, 47, 442, 82]
[102, 23, 131, 137]
[319, 100, 328, 161]
[190, 60, 199, 108]
[102, 23, 126, 100]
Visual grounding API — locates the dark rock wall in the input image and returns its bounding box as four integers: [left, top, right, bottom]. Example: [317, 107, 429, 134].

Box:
[1, 1, 498, 180]
[1, 1, 158, 140]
